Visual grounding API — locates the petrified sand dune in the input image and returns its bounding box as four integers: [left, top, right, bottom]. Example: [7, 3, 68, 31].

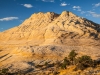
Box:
[0, 11, 100, 72]
[0, 11, 100, 44]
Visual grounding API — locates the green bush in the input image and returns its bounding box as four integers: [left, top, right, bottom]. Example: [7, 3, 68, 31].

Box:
[75, 55, 94, 70]
[55, 61, 61, 69]
[0, 68, 13, 75]
[63, 57, 70, 65]
[35, 64, 43, 68]
[60, 57, 70, 69]
[44, 62, 49, 67]
[60, 63, 67, 69]
[44, 62, 54, 68]
[68, 50, 77, 65]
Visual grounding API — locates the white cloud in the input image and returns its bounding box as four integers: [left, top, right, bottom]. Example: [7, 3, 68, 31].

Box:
[86, 14, 91, 16]
[20, 20, 24, 23]
[81, 11, 86, 14]
[92, 14, 100, 18]
[0, 17, 18, 21]
[73, 6, 86, 15]
[94, 3, 100, 7]
[77, 9, 81, 11]
[87, 11, 95, 14]
[60, 2, 69, 6]
[88, 11, 100, 18]
[73, 6, 80, 9]
[21, 4, 33, 8]
[73, 9, 76, 10]
[0, 28, 3, 32]
[73, 6, 81, 11]
[1, 28, 3, 29]
[42, 0, 54, 2]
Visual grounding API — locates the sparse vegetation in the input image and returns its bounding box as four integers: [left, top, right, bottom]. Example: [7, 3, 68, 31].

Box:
[41, 50, 100, 73]
[0, 68, 8, 75]
[68, 50, 77, 65]
[58, 50, 100, 71]
[75, 55, 94, 70]
[35, 64, 44, 68]
[0, 50, 100, 75]
[0, 68, 13, 75]
[44, 62, 49, 67]
[60, 57, 70, 69]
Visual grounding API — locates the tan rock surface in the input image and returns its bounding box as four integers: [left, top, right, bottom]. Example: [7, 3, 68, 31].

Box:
[0, 11, 100, 72]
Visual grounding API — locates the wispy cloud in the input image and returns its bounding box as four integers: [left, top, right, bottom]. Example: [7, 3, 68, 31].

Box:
[88, 11, 95, 14]
[20, 20, 24, 23]
[60, 2, 69, 6]
[73, 6, 81, 11]
[93, 3, 100, 7]
[42, 0, 54, 2]
[88, 11, 100, 18]
[86, 14, 91, 16]
[0, 28, 4, 32]
[0, 17, 18, 21]
[73, 6, 80, 9]
[21, 4, 33, 8]
[81, 11, 86, 14]
[73, 6, 86, 15]
[77, 9, 81, 11]
[1, 28, 3, 29]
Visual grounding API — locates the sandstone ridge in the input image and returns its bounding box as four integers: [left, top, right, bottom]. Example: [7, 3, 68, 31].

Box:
[0, 11, 100, 46]
[0, 11, 100, 73]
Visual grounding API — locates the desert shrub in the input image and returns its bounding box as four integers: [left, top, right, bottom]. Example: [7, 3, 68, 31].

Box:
[68, 50, 77, 65]
[0, 68, 8, 74]
[44, 62, 55, 68]
[63, 57, 70, 65]
[95, 58, 100, 65]
[48, 63, 55, 67]
[35, 64, 44, 68]
[44, 62, 49, 67]
[75, 55, 94, 70]
[60, 63, 67, 69]
[0, 68, 13, 75]
[91, 59, 100, 68]
[60, 57, 70, 69]
[53, 71, 60, 75]
[74, 63, 85, 71]
[55, 61, 61, 68]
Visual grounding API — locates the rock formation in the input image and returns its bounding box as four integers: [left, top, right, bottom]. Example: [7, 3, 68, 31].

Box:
[0, 11, 100, 72]
[0, 11, 100, 45]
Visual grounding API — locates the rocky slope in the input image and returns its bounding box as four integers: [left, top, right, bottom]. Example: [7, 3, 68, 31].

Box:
[0, 11, 100, 44]
[0, 11, 100, 73]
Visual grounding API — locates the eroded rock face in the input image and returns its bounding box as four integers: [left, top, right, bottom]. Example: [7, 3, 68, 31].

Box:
[0, 11, 100, 71]
[0, 11, 100, 45]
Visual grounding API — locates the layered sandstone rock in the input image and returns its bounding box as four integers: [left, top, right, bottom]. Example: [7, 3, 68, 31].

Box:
[0, 11, 100, 72]
[0, 11, 100, 45]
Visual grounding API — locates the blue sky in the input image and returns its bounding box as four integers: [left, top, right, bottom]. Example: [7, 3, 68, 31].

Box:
[0, 0, 100, 31]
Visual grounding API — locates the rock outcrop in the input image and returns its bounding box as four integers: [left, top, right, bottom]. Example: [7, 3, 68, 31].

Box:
[0, 11, 100, 72]
[0, 11, 100, 45]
